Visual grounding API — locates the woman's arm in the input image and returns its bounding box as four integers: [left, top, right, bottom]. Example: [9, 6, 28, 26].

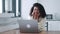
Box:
[38, 18, 46, 31]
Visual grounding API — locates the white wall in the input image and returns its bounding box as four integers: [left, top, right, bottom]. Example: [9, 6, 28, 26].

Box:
[5, 0, 12, 12]
[10, 0, 12, 11]
[5, 0, 8, 12]
[21, 0, 37, 19]
[5, 0, 18, 16]
[16, 0, 18, 16]
[38, 0, 60, 20]
[0, 0, 2, 13]
[38, 0, 60, 14]
[48, 21, 60, 31]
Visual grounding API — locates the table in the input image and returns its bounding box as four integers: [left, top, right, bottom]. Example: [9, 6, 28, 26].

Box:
[20, 31, 60, 34]
[0, 29, 60, 34]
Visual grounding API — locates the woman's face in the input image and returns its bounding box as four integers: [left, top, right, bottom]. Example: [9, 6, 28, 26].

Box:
[32, 7, 40, 19]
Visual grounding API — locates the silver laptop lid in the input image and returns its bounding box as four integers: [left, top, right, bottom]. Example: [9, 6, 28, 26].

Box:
[18, 20, 39, 33]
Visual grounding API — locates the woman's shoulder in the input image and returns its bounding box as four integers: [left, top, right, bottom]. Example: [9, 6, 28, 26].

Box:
[38, 17, 46, 23]
[39, 17, 46, 21]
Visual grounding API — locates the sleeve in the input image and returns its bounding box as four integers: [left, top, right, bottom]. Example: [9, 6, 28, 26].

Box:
[38, 18, 46, 31]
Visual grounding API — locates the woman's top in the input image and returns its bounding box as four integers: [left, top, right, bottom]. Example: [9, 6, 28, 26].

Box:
[29, 16, 46, 31]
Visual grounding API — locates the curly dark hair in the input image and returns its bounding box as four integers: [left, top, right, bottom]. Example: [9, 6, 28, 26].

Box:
[30, 3, 46, 18]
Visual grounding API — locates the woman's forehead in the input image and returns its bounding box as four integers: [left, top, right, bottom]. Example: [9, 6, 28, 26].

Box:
[34, 7, 38, 9]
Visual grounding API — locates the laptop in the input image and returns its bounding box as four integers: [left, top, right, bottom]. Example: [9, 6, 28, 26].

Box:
[18, 20, 40, 33]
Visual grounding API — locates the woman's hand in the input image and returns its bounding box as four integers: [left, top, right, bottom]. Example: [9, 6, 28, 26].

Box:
[32, 11, 40, 20]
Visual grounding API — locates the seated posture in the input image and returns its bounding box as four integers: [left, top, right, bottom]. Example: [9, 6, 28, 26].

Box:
[30, 3, 46, 31]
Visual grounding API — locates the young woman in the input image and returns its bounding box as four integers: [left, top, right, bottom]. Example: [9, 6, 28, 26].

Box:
[29, 3, 46, 31]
